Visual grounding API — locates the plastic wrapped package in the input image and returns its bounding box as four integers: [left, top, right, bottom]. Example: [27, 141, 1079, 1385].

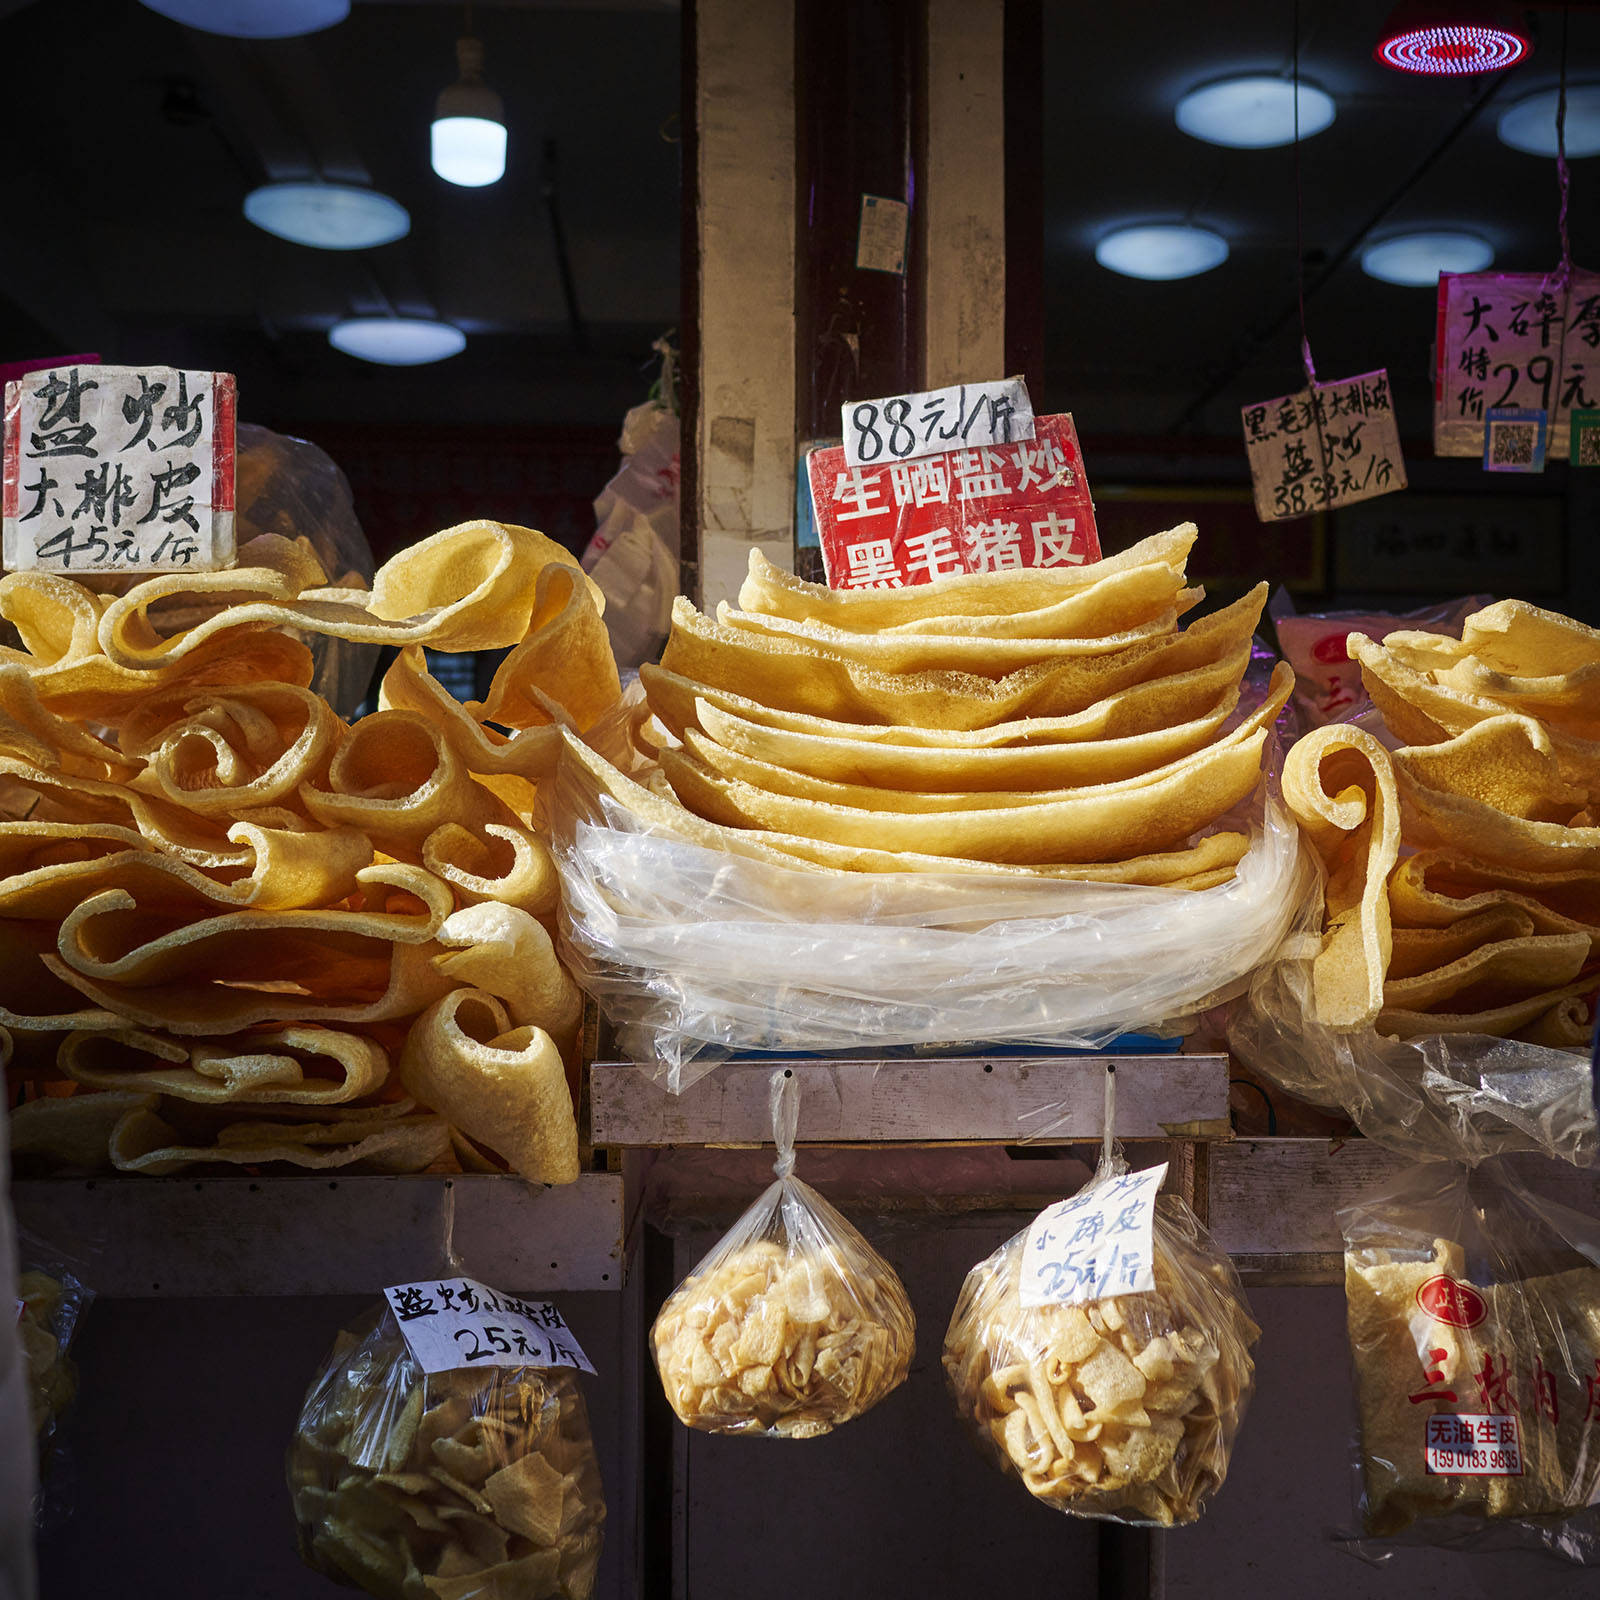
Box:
[75, 424, 380, 715]
[943, 1155, 1259, 1527]
[1270, 592, 1490, 729]
[232, 424, 379, 716]
[16, 1240, 91, 1529]
[650, 1072, 915, 1437]
[1230, 911, 1599, 1168]
[1341, 1157, 1600, 1561]
[288, 1305, 605, 1600]
[580, 401, 680, 671]
[552, 722, 1315, 1089]
[17, 1265, 88, 1449]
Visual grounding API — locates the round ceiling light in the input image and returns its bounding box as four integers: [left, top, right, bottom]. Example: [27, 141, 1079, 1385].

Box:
[139, 0, 349, 38]
[1498, 85, 1600, 158]
[244, 183, 410, 251]
[1360, 230, 1493, 286]
[1175, 77, 1336, 148]
[328, 318, 467, 366]
[1094, 224, 1229, 281]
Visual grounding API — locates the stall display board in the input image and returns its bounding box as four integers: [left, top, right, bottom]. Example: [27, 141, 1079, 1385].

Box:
[1433, 269, 1600, 462]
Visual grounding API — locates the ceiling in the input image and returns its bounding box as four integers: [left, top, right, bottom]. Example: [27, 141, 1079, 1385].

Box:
[0, 0, 682, 428]
[0, 1, 1594, 446]
[1042, 0, 1600, 441]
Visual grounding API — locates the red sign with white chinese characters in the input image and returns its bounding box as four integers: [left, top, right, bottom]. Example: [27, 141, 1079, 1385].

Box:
[1416, 1275, 1488, 1329]
[807, 412, 1100, 591]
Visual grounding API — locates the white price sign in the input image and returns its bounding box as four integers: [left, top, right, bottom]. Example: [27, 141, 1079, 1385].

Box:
[841, 375, 1035, 469]
[1019, 1164, 1167, 1310]
[384, 1277, 594, 1376]
[3, 363, 236, 574]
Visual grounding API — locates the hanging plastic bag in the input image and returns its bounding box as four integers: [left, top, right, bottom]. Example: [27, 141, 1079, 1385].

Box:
[650, 1070, 915, 1437]
[581, 386, 680, 671]
[943, 1073, 1258, 1526]
[288, 1298, 605, 1600]
[1341, 1157, 1600, 1561]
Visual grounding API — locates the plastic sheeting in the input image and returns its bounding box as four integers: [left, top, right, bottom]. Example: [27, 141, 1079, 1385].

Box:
[1229, 897, 1599, 1169]
[552, 734, 1314, 1088]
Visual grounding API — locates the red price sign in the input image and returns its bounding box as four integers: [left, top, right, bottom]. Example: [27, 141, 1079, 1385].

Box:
[806, 412, 1100, 591]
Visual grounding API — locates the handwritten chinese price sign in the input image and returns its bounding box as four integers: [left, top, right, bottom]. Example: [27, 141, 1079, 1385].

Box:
[384, 1278, 595, 1376]
[2, 364, 236, 573]
[809, 411, 1100, 591]
[1019, 1163, 1167, 1310]
[841, 377, 1035, 468]
[1241, 368, 1406, 524]
[1434, 270, 1600, 464]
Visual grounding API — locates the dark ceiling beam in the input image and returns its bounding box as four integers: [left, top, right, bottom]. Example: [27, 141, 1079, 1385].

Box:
[180, 31, 315, 180]
[1167, 71, 1515, 434]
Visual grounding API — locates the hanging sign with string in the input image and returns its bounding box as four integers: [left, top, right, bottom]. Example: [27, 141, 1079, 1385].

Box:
[1239, 6, 1407, 523]
[1435, 24, 1598, 465]
[1433, 269, 1600, 462]
[1241, 369, 1407, 522]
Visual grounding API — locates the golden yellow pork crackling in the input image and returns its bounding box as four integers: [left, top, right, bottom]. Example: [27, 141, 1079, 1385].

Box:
[4, 519, 619, 1179]
[943, 1182, 1258, 1526]
[1285, 600, 1600, 1044]
[638, 528, 1287, 886]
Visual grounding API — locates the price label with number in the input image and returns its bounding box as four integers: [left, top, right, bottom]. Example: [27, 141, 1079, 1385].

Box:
[1019, 1164, 1167, 1310]
[842, 376, 1034, 469]
[2, 363, 235, 574]
[1434, 270, 1600, 463]
[384, 1277, 594, 1376]
[1241, 368, 1406, 524]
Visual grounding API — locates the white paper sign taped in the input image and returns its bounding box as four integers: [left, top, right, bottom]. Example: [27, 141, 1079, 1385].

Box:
[841, 375, 1036, 469]
[855, 193, 910, 276]
[1019, 1164, 1167, 1309]
[2, 363, 236, 573]
[384, 1277, 594, 1376]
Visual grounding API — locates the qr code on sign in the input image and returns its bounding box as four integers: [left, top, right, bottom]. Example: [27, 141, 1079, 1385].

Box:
[1488, 421, 1537, 467]
[1579, 428, 1600, 467]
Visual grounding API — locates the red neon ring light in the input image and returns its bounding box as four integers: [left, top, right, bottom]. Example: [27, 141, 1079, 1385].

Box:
[1375, 22, 1530, 75]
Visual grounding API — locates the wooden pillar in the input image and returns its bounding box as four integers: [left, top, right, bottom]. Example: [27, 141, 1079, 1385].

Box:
[684, 0, 797, 609]
[919, 0, 1007, 389]
[684, 0, 1040, 602]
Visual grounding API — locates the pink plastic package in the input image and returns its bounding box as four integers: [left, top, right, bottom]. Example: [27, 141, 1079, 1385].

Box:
[1271, 593, 1491, 727]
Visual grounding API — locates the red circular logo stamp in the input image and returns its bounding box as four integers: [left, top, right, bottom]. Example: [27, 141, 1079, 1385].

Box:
[1416, 1275, 1487, 1328]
